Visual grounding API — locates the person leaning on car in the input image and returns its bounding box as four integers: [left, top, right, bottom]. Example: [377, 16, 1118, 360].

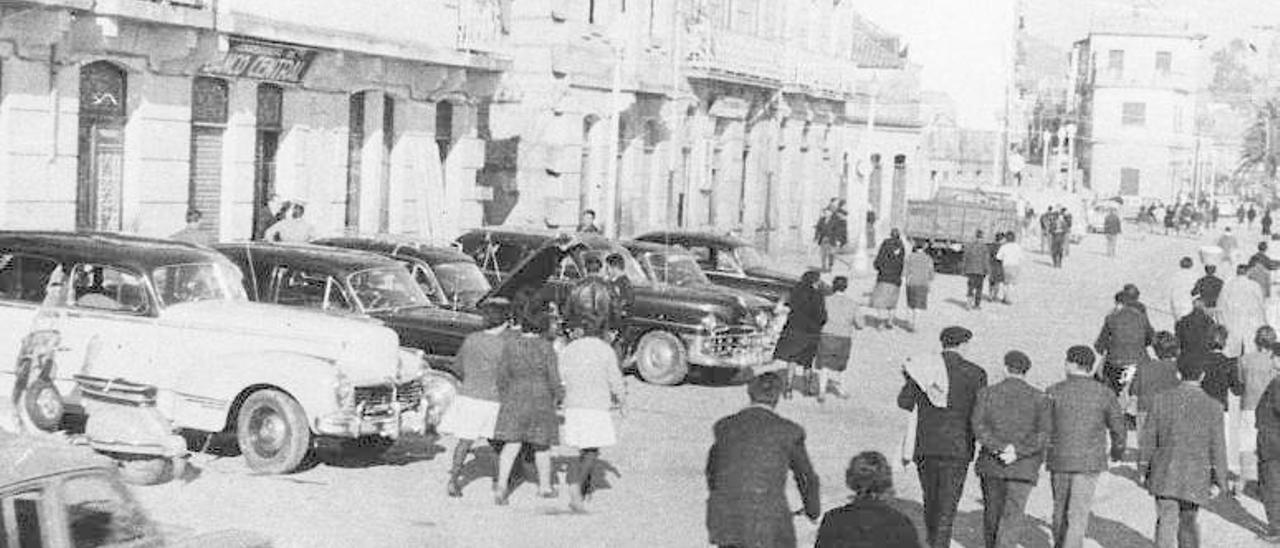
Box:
[567, 255, 614, 335]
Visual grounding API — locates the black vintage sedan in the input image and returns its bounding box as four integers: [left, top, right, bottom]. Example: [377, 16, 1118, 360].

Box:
[632, 231, 799, 303]
[457, 228, 774, 385]
[312, 235, 491, 311]
[214, 242, 485, 376]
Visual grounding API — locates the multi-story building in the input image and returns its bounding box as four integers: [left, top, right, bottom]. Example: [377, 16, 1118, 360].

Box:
[0, 0, 510, 241]
[1072, 12, 1203, 202]
[488, 0, 922, 253]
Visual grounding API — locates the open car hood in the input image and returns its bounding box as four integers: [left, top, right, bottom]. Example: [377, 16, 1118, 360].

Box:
[478, 236, 579, 304]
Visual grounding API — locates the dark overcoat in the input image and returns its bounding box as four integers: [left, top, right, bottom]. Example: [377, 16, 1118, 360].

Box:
[1139, 383, 1229, 504]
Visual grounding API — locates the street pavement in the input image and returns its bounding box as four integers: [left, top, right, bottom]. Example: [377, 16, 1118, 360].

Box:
[136, 224, 1276, 547]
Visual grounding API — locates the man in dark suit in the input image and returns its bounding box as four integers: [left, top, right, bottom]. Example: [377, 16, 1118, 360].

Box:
[972, 350, 1051, 548]
[1255, 372, 1280, 543]
[706, 372, 820, 548]
[1094, 289, 1154, 395]
[962, 230, 990, 309]
[1176, 299, 1217, 357]
[899, 326, 989, 548]
[1139, 354, 1231, 548]
[1046, 345, 1126, 548]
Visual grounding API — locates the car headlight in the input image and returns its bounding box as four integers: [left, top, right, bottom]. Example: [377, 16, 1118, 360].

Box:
[334, 371, 355, 410]
[700, 314, 721, 333]
[398, 347, 426, 381]
[754, 310, 771, 329]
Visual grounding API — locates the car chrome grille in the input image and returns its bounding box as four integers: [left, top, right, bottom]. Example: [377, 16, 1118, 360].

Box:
[703, 327, 769, 358]
[354, 381, 424, 416]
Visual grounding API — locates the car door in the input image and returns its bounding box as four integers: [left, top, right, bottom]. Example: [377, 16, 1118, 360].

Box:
[52, 263, 160, 389]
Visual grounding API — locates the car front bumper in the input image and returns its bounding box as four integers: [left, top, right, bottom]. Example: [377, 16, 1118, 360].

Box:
[684, 329, 772, 369]
[314, 379, 436, 438]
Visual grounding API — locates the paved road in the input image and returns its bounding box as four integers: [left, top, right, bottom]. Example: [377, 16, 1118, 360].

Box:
[136, 224, 1275, 547]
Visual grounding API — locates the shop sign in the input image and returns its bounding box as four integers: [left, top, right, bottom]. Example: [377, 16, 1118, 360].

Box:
[204, 39, 317, 84]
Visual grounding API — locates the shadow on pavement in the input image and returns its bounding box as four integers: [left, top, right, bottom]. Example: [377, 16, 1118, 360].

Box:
[1109, 465, 1268, 539]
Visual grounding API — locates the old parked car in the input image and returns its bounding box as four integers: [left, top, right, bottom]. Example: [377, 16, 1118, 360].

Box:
[213, 242, 486, 377]
[0, 432, 270, 547]
[0, 232, 431, 475]
[631, 231, 799, 303]
[312, 235, 492, 311]
[457, 228, 775, 385]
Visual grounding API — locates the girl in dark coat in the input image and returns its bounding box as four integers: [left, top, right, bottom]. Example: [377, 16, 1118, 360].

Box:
[493, 307, 563, 505]
[772, 270, 826, 398]
[870, 229, 907, 329]
[816, 451, 920, 548]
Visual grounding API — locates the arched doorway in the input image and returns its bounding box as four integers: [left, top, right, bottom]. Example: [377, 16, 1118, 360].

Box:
[76, 61, 127, 231]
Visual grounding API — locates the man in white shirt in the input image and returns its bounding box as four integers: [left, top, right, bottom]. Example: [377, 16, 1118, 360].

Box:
[995, 232, 1024, 304]
[1166, 256, 1199, 328]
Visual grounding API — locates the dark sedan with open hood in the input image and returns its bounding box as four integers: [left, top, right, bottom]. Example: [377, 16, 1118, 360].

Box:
[632, 230, 799, 303]
[457, 228, 774, 385]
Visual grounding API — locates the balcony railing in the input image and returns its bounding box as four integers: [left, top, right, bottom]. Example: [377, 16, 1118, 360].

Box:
[457, 0, 504, 54]
[684, 28, 786, 84]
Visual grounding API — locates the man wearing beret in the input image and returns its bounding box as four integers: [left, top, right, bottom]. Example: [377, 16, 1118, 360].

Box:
[972, 351, 1051, 548]
[898, 326, 988, 548]
[1046, 346, 1126, 548]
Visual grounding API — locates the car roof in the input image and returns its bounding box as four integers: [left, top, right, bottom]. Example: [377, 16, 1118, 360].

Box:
[0, 432, 113, 487]
[633, 230, 750, 249]
[212, 241, 402, 275]
[314, 236, 475, 266]
[621, 240, 694, 256]
[0, 231, 227, 273]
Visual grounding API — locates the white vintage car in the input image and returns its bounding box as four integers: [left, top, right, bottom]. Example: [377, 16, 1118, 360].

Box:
[0, 231, 431, 474]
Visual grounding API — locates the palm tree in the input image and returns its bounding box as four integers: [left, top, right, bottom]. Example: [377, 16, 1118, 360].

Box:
[1239, 99, 1280, 181]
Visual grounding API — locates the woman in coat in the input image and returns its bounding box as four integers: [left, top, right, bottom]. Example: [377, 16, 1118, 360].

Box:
[772, 270, 826, 398]
[870, 229, 907, 329]
[493, 306, 564, 505]
[816, 451, 920, 548]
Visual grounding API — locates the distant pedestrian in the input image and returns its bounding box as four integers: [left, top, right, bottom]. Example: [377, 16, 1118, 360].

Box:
[441, 305, 512, 498]
[903, 241, 936, 331]
[1265, 209, 1274, 238]
[1045, 345, 1126, 548]
[558, 329, 626, 513]
[1104, 209, 1122, 258]
[169, 209, 212, 247]
[1138, 354, 1232, 548]
[898, 326, 988, 548]
[815, 199, 847, 272]
[1132, 331, 1181, 437]
[962, 230, 990, 310]
[1220, 264, 1266, 358]
[1219, 227, 1240, 266]
[1192, 264, 1224, 316]
[1061, 206, 1075, 257]
[870, 229, 907, 328]
[1238, 204, 1247, 226]
[576, 209, 602, 233]
[996, 232, 1023, 304]
[1251, 205, 1259, 229]
[1039, 207, 1054, 254]
[263, 202, 317, 243]
[1254, 359, 1280, 543]
[493, 309, 563, 505]
[987, 233, 1006, 303]
[972, 350, 1051, 548]
[1094, 289, 1154, 396]
[772, 270, 825, 398]
[815, 201, 835, 271]
[1049, 209, 1070, 267]
[815, 276, 855, 401]
[705, 372, 820, 548]
[815, 451, 920, 548]
[1166, 257, 1199, 323]
[1241, 326, 1278, 486]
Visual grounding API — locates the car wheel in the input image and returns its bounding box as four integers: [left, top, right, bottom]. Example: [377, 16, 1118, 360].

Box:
[117, 455, 184, 485]
[24, 379, 64, 432]
[634, 331, 689, 386]
[236, 390, 311, 474]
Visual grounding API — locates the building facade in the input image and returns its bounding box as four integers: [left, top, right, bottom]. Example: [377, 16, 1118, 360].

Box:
[1072, 15, 1202, 202]
[0, 0, 509, 242]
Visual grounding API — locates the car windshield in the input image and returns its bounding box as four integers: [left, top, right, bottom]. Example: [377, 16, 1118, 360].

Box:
[61, 473, 159, 547]
[434, 262, 491, 307]
[348, 266, 431, 312]
[647, 252, 710, 286]
[735, 246, 767, 271]
[580, 249, 649, 286]
[152, 262, 246, 307]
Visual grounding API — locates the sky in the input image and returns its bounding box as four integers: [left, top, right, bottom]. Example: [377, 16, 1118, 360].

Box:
[854, 0, 1280, 130]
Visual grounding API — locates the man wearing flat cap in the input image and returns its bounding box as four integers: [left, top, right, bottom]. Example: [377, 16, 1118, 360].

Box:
[972, 351, 1051, 548]
[898, 326, 988, 548]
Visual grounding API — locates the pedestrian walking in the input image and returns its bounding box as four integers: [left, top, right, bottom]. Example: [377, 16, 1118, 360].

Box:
[1220, 264, 1267, 358]
[815, 451, 920, 548]
[1062, 206, 1075, 257]
[1094, 289, 1154, 397]
[772, 270, 825, 398]
[440, 304, 513, 498]
[1265, 209, 1274, 238]
[996, 232, 1023, 304]
[1241, 326, 1278, 486]
[1039, 207, 1054, 254]
[987, 233, 1005, 303]
[903, 241, 936, 330]
[1179, 324, 1243, 482]
[1049, 209, 1070, 268]
[1132, 332, 1181, 438]
[705, 372, 820, 548]
[1254, 362, 1280, 543]
[262, 201, 317, 243]
[971, 350, 1051, 548]
[1166, 257, 1199, 325]
[1249, 242, 1280, 299]
[557, 329, 626, 513]
[815, 199, 847, 272]
[898, 326, 988, 548]
[1238, 204, 1248, 227]
[605, 253, 634, 336]
[1192, 265, 1224, 319]
[493, 308, 563, 505]
[1104, 209, 1122, 258]
[815, 201, 835, 272]
[870, 229, 907, 328]
[1045, 345, 1126, 548]
[962, 230, 990, 310]
[815, 276, 855, 401]
[1138, 356, 1232, 548]
[1250, 205, 1259, 230]
[1217, 226, 1240, 266]
[1176, 299, 1217, 357]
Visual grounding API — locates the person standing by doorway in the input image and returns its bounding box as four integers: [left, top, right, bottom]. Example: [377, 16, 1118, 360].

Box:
[1104, 208, 1122, 258]
[962, 230, 990, 310]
